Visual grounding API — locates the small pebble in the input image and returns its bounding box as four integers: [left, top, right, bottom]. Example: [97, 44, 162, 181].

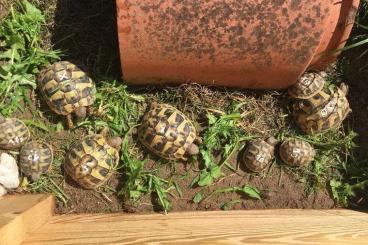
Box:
[0, 153, 20, 189]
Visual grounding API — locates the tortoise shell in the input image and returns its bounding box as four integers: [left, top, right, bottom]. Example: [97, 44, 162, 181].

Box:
[19, 142, 53, 181]
[288, 73, 325, 99]
[0, 118, 30, 150]
[293, 85, 351, 135]
[280, 139, 315, 167]
[293, 89, 331, 115]
[242, 137, 277, 173]
[65, 134, 119, 189]
[138, 103, 197, 160]
[38, 61, 96, 116]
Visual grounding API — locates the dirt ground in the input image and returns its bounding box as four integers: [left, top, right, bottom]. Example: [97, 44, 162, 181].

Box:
[2, 0, 368, 213]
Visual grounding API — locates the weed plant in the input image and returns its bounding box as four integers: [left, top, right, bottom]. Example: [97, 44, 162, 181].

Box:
[1, 0, 367, 212]
[0, 0, 59, 116]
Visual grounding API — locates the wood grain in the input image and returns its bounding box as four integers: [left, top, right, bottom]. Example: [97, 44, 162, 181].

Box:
[0, 194, 54, 245]
[23, 209, 368, 245]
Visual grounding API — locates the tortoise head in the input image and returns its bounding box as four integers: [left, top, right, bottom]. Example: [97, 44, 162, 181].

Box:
[266, 136, 278, 146]
[31, 173, 41, 182]
[75, 107, 87, 120]
[186, 143, 199, 156]
[107, 136, 123, 151]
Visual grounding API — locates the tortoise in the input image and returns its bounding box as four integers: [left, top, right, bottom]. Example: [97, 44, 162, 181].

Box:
[292, 89, 332, 115]
[288, 72, 325, 99]
[19, 142, 53, 181]
[280, 138, 315, 167]
[38, 61, 96, 128]
[293, 84, 351, 135]
[64, 129, 122, 189]
[0, 115, 30, 150]
[242, 137, 278, 173]
[138, 103, 200, 161]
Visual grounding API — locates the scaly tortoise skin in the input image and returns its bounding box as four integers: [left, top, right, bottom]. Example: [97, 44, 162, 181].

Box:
[280, 139, 315, 167]
[138, 103, 198, 161]
[19, 142, 53, 181]
[0, 116, 30, 150]
[38, 61, 96, 128]
[288, 72, 325, 99]
[242, 137, 277, 173]
[293, 84, 351, 135]
[65, 134, 120, 189]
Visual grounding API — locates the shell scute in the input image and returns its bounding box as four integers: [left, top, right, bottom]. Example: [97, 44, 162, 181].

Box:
[19, 142, 53, 180]
[0, 118, 30, 150]
[38, 61, 96, 116]
[280, 139, 315, 167]
[65, 134, 119, 189]
[138, 103, 197, 160]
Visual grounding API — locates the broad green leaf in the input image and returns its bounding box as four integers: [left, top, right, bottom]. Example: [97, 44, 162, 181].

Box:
[198, 171, 214, 187]
[193, 192, 204, 204]
[241, 185, 262, 200]
[210, 165, 223, 179]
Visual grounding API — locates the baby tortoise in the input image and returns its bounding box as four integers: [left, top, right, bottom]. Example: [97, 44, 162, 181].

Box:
[242, 137, 277, 173]
[64, 129, 122, 189]
[293, 84, 351, 134]
[288, 72, 325, 99]
[38, 61, 96, 128]
[0, 115, 30, 150]
[280, 138, 315, 167]
[138, 103, 200, 161]
[19, 142, 53, 181]
[290, 72, 332, 114]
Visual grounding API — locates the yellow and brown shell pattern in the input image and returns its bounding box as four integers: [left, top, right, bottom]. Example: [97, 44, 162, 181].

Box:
[280, 139, 315, 167]
[0, 118, 30, 150]
[38, 61, 96, 116]
[138, 103, 197, 160]
[294, 86, 351, 134]
[288, 72, 325, 99]
[19, 142, 53, 181]
[293, 89, 331, 115]
[65, 134, 119, 189]
[242, 138, 276, 173]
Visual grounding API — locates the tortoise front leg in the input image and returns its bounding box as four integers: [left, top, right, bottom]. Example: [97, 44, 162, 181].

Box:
[66, 114, 74, 129]
[87, 106, 93, 116]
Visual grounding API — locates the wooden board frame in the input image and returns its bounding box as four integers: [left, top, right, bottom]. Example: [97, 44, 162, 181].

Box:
[1, 194, 368, 245]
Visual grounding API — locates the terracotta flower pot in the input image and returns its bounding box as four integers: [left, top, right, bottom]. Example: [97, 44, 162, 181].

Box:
[117, 0, 359, 89]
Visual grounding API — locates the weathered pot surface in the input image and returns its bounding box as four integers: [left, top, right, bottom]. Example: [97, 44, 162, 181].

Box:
[117, 0, 359, 89]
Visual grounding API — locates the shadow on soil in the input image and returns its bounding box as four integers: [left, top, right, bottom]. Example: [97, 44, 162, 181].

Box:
[338, 39, 368, 208]
[51, 0, 121, 78]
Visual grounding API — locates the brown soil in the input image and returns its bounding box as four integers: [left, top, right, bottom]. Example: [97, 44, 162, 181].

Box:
[56, 158, 335, 214]
[2, 0, 366, 214]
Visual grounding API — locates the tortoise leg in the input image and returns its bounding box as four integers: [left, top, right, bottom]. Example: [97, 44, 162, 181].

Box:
[194, 136, 203, 145]
[66, 114, 74, 129]
[99, 127, 110, 136]
[87, 106, 93, 116]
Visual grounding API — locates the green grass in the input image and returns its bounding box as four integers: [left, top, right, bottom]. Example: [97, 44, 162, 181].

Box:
[80, 81, 176, 213]
[118, 131, 176, 213]
[343, 1, 368, 56]
[192, 102, 255, 188]
[278, 128, 357, 197]
[331, 0, 368, 205]
[0, 0, 59, 116]
[1, 0, 367, 212]
[193, 185, 262, 205]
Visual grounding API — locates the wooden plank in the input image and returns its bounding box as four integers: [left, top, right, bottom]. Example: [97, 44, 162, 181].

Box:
[0, 194, 54, 245]
[23, 209, 368, 245]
